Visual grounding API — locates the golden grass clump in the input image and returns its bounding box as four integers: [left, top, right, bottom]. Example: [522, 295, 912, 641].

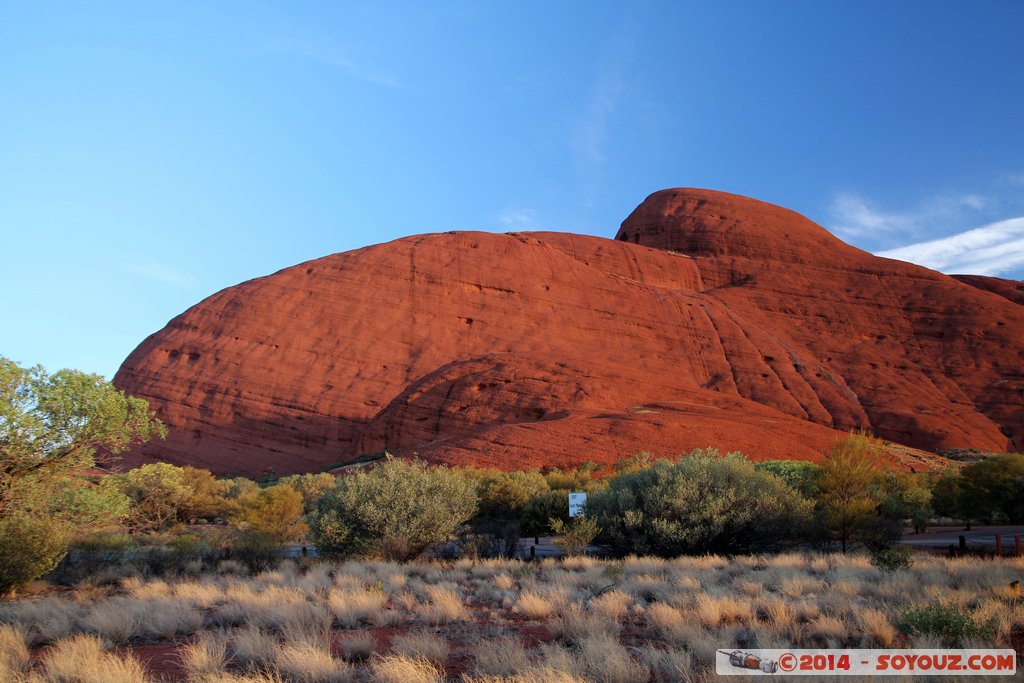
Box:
[857, 607, 895, 647]
[179, 631, 229, 680]
[328, 588, 388, 629]
[471, 636, 532, 677]
[517, 591, 556, 620]
[38, 634, 148, 683]
[369, 654, 444, 683]
[576, 632, 648, 683]
[645, 602, 686, 634]
[338, 634, 377, 662]
[274, 642, 354, 683]
[230, 624, 278, 669]
[390, 632, 449, 666]
[420, 586, 465, 625]
[0, 624, 30, 681]
[588, 590, 632, 622]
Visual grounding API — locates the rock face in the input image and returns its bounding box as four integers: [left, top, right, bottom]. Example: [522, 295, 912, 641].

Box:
[114, 189, 1024, 476]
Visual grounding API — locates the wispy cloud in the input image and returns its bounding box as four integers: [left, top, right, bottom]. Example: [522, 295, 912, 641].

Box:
[260, 39, 403, 89]
[125, 258, 199, 290]
[570, 26, 636, 204]
[876, 216, 1024, 276]
[496, 208, 538, 231]
[829, 192, 987, 244]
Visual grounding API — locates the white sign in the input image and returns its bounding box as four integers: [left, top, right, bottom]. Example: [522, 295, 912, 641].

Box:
[568, 492, 587, 518]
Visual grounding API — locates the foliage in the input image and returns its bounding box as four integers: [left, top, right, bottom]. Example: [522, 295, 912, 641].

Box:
[543, 466, 603, 493]
[895, 599, 997, 647]
[955, 454, 1024, 525]
[815, 432, 887, 552]
[277, 472, 336, 513]
[755, 460, 822, 497]
[178, 466, 229, 523]
[928, 470, 960, 519]
[0, 513, 74, 597]
[111, 463, 194, 533]
[613, 451, 655, 475]
[549, 516, 600, 556]
[520, 490, 571, 537]
[231, 484, 308, 543]
[473, 469, 550, 518]
[308, 457, 478, 561]
[870, 545, 915, 572]
[0, 357, 163, 595]
[589, 449, 812, 556]
[0, 356, 165, 514]
[877, 472, 932, 534]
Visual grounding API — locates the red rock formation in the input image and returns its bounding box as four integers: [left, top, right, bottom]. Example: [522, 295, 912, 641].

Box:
[113, 189, 1024, 476]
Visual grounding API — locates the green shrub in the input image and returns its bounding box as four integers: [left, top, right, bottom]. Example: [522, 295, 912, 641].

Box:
[895, 599, 997, 646]
[308, 457, 478, 561]
[589, 449, 812, 556]
[870, 545, 915, 572]
[520, 490, 570, 537]
[0, 514, 73, 598]
[549, 516, 600, 557]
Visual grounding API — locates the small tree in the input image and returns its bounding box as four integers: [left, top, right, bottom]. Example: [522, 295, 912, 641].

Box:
[277, 472, 337, 514]
[550, 516, 600, 557]
[308, 457, 478, 561]
[816, 432, 886, 552]
[232, 484, 308, 544]
[112, 463, 194, 533]
[0, 357, 163, 596]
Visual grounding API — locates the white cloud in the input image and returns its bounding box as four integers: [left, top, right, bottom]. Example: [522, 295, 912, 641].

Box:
[496, 208, 538, 230]
[125, 259, 200, 289]
[829, 192, 988, 243]
[876, 216, 1024, 276]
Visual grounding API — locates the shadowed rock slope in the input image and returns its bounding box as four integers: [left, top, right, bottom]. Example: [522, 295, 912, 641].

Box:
[114, 189, 1024, 476]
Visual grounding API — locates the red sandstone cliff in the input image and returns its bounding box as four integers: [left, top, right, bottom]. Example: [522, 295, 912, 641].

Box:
[113, 189, 1024, 476]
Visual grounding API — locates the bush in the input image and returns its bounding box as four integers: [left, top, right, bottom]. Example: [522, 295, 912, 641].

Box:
[520, 490, 570, 537]
[589, 449, 812, 556]
[895, 599, 997, 646]
[0, 513, 73, 597]
[231, 484, 308, 543]
[549, 516, 600, 557]
[308, 457, 478, 561]
[870, 545, 915, 572]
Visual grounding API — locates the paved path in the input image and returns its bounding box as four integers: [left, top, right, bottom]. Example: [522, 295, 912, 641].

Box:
[902, 525, 1024, 552]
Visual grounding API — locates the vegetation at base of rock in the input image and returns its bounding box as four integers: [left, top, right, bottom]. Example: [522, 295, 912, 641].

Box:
[588, 449, 813, 556]
[308, 457, 478, 561]
[0, 356, 165, 597]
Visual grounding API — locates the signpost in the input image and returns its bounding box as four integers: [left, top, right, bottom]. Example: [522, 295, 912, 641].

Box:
[568, 491, 587, 518]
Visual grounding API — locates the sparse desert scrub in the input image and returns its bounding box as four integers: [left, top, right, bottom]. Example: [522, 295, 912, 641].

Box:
[3, 550, 1022, 682]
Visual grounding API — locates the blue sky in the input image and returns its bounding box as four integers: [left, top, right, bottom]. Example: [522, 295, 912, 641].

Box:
[2, 1, 1023, 379]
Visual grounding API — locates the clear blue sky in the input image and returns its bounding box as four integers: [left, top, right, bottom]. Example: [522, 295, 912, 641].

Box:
[3, 1, 1023, 379]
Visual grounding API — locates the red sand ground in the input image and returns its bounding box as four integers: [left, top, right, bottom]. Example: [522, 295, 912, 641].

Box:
[114, 189, 1024, 476]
